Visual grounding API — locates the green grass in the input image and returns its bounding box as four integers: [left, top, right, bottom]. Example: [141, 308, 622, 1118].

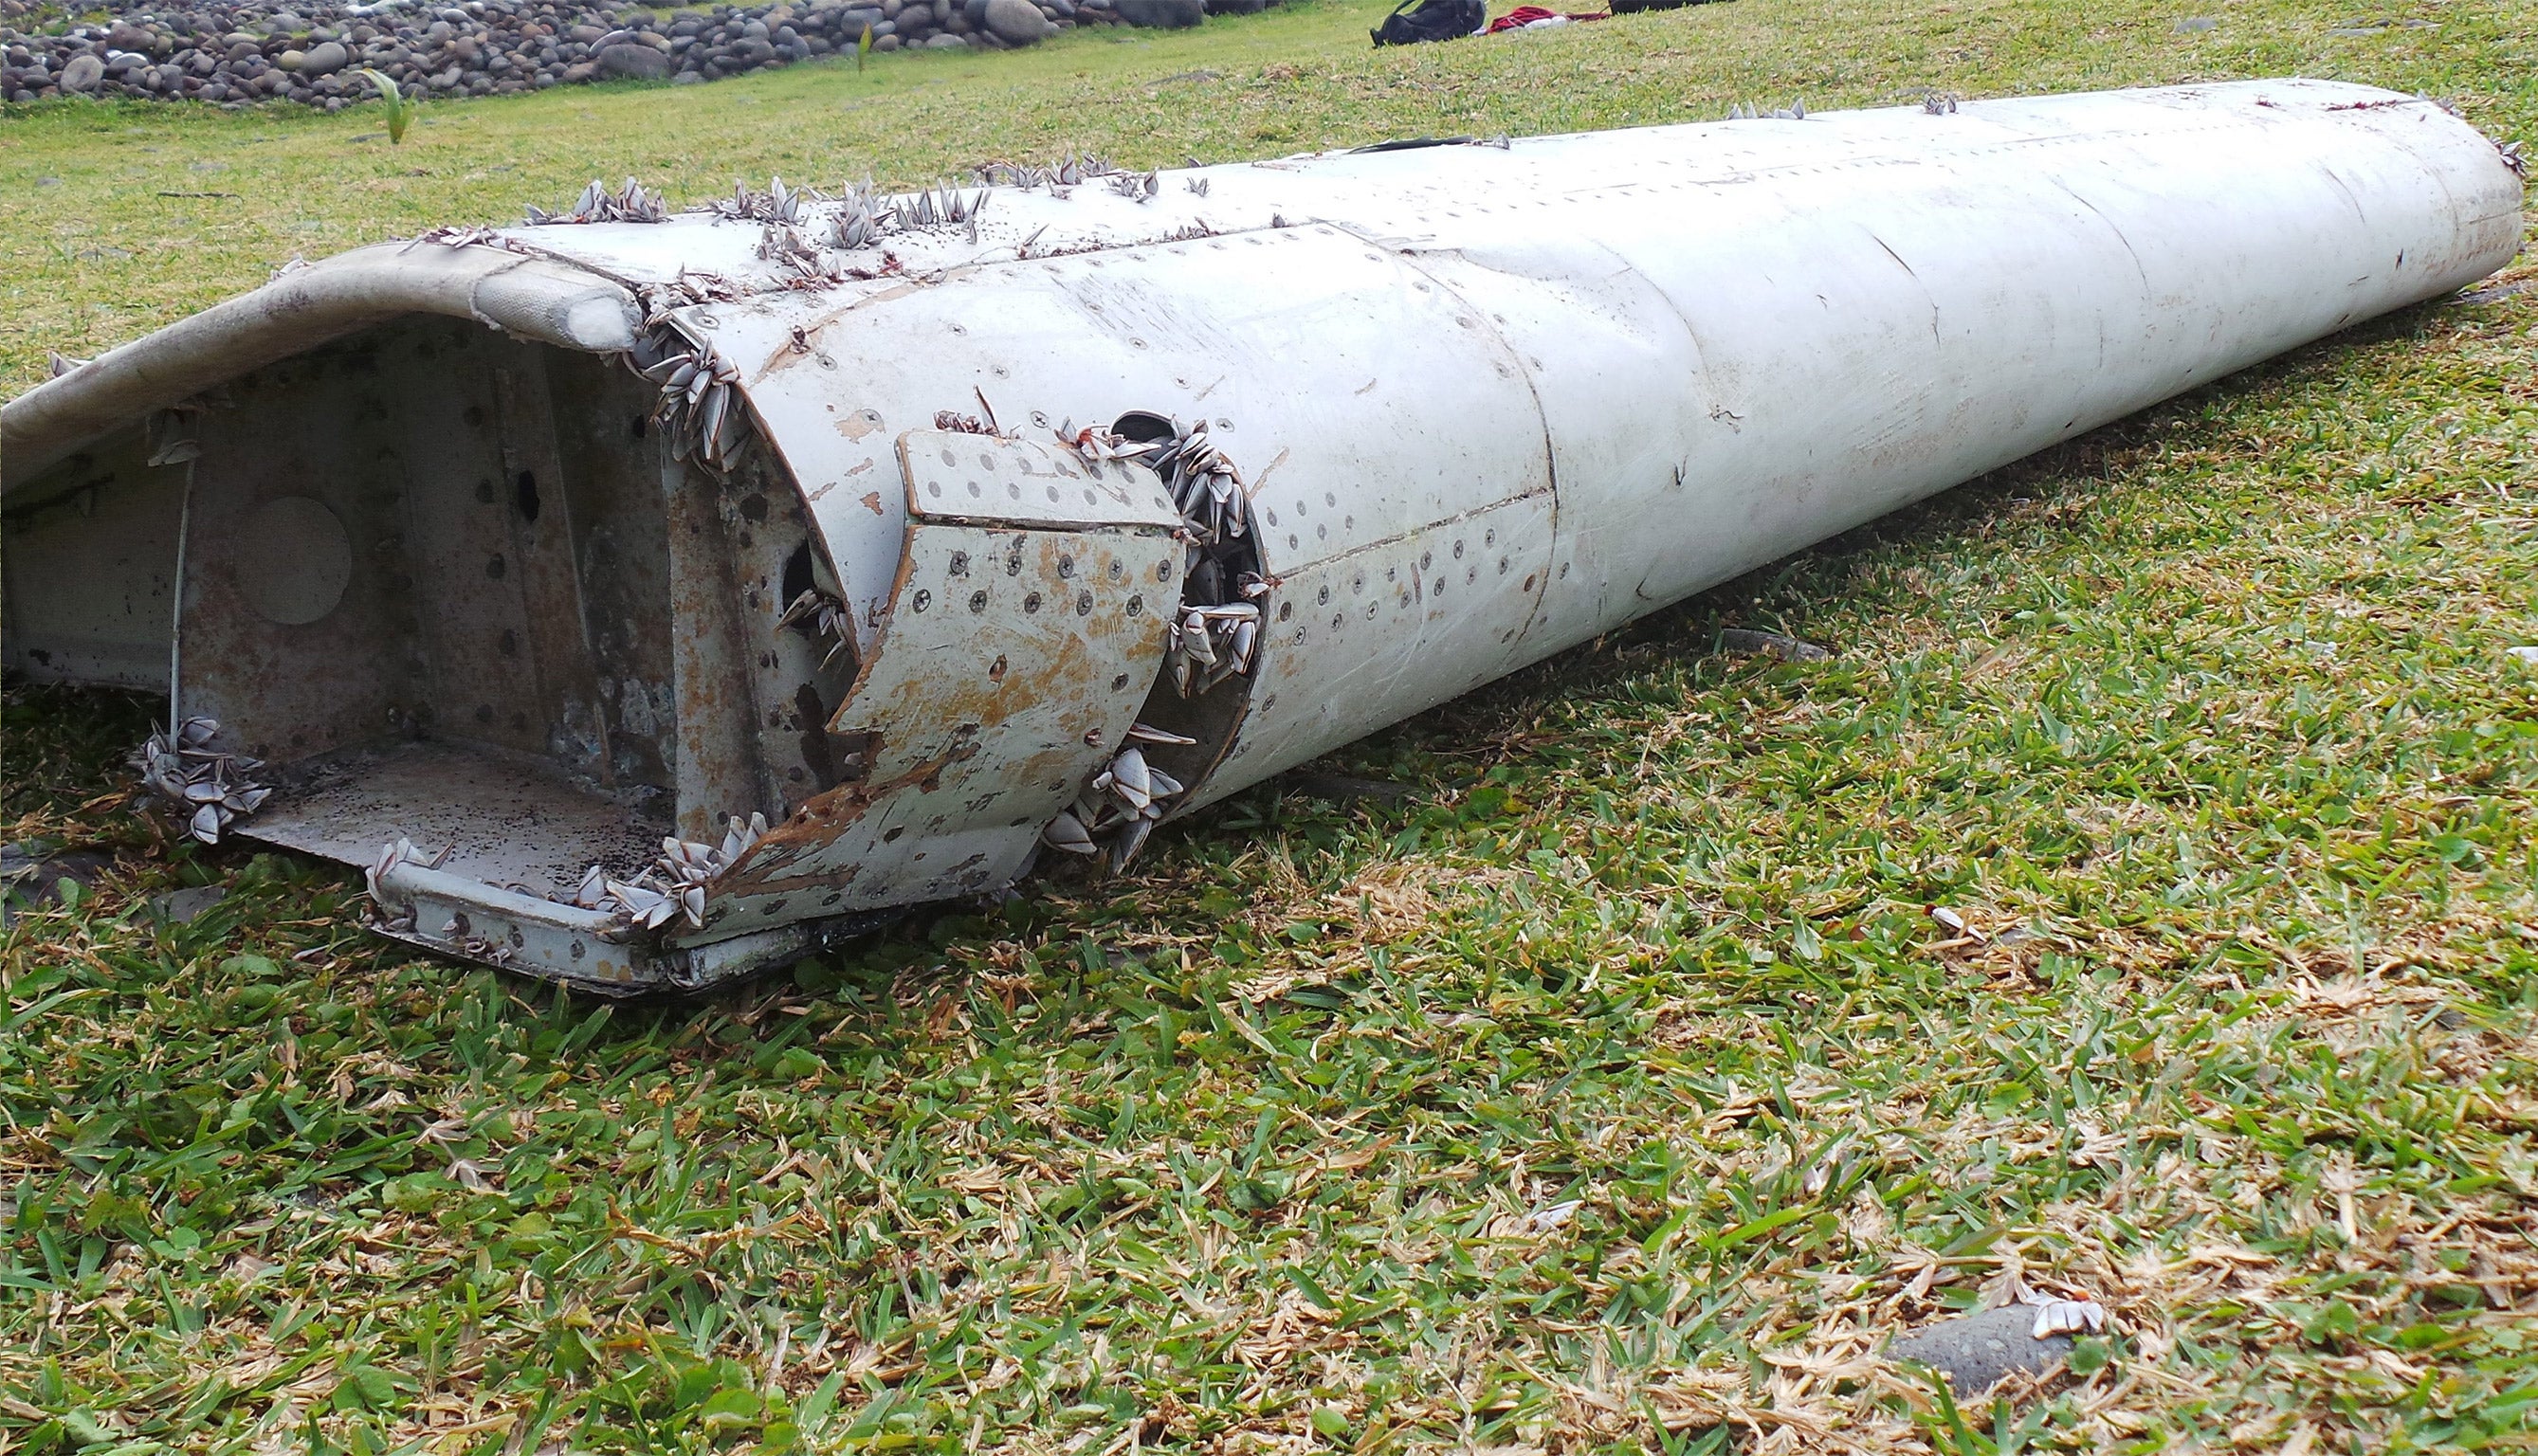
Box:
[4, 0, 2537, 1450]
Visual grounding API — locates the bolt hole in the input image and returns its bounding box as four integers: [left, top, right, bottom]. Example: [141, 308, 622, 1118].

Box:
[515, 470, 541, 523]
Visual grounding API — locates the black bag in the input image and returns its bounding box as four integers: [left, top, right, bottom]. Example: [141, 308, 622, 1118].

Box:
[1372, 0, 1484, 46]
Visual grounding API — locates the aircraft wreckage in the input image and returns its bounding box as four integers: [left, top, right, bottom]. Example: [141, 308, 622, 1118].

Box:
[1, 81, 2521, 992]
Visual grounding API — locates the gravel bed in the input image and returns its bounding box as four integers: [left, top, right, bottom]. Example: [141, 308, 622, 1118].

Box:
[0, 0, 1223, 108]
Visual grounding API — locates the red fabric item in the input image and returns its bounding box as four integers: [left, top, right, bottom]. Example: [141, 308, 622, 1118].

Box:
[1486, 4, 1607, 29]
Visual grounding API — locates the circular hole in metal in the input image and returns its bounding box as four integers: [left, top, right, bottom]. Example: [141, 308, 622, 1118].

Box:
[1111, 410, 1176, 445]
[233, 496, 354, 627]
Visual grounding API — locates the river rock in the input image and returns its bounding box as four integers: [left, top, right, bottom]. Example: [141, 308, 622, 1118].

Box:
[982, 0, 1049, 40]
[598, 41, 669, 76]
[1115, 0, 1202, 25]
[1885, 1306, 2083, 1394]
[0, 0, 1120, 108]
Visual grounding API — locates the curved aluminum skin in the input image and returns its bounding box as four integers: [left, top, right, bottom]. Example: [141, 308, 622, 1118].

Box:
[2, 80, 2519, 992]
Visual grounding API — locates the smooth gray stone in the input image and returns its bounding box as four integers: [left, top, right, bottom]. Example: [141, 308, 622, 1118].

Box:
[1115, 0, 1202, 24]
[1886, 1306, 2079, 1394]
[150, 884, 229, 925]
[982, 0, 1049, 43]
[597, 41, 669, 77]
[60, 52, 104, 91]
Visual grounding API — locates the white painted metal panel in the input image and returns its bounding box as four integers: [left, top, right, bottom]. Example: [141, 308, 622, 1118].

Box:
[680, 224, 1551, 665]
[0, 79, 2518, 992]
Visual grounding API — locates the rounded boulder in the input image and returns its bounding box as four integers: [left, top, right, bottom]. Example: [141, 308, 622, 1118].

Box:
[982, 0, 1050, 42]
[598, 42, 671, 78]
[1115, 0, 1203, 25]
[60, 52, 105, 91]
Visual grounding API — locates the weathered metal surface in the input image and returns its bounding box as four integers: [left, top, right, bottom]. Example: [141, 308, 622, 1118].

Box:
[1, 428, 183, 688]
[699, 429, 1184, 939]
[1, 81, 2519, 992]
[2, 247, 637, 486]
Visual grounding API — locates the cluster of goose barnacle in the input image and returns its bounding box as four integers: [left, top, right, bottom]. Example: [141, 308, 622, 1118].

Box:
[562, 813, 769, 931]
[1725, 99, 1810, 120]
[1165, 601, 1262, 698]
[523, 176, 671, 226]
[525, 173, 994, 264]
[1105, 170, 1163, 204]
[133, 717, 271, 845]
[1034, 413, 1273, 871]
[362, 814, 769, 938]
[776, 587, 856, 670]
[630, 328, 752, 472]
[362, 837, 447, 935]
[1055, 414, 1268, 700]
[973, 151, 1118, 195]
[1040, 723, 1197, 869]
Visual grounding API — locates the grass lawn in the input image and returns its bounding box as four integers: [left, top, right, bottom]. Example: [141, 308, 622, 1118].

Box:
[5, 0, 2538, 1450]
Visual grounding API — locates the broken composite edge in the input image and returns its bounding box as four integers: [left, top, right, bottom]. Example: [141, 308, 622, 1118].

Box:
[1, 80, 2520, 992]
